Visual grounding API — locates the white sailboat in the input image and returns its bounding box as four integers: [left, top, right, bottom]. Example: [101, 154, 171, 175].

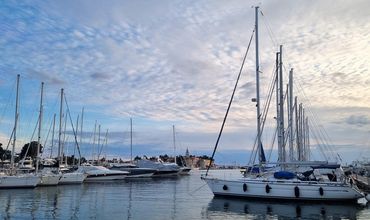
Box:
[202, 7, 364, 202]
[34, 82, 62, 186]
[0, 75, 40, 189]
[56, 89, 86, 184]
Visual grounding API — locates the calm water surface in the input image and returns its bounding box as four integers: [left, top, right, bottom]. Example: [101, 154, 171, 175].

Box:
[1, 170, 370, 219]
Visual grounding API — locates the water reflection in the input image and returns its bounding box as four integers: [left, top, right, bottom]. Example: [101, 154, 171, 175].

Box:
[206, 197, 365, 219]
[0, 172, 367, 219]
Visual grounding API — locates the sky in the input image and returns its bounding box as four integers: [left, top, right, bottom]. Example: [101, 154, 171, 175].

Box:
[0, 0, 369, 165]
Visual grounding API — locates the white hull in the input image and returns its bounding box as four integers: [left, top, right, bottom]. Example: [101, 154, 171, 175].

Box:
[38, 173, 62, 186]
[84, 174, 127, 182]
[137, 160, 180, 176]
[203, 177, 363, 202]
[207, 197, 360, 219]
[77, 165, 129, 182]
[59, 172, 87, 184]
[0, 174, 40, 188]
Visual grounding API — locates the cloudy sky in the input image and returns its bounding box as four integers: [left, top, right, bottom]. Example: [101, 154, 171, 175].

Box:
[0, 0, 369, 164]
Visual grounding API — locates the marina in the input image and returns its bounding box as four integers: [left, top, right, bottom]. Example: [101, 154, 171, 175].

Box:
[1, 1, 370, 219]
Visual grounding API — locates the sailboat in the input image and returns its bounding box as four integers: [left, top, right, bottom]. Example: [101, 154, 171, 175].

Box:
[57, 89, 86, 184]
[0, 75, 40, 189]
[34, 82, 62, 186]
[202, 7, 364, 202]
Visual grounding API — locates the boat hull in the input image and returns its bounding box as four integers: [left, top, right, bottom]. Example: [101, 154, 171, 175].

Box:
[84, 173, 128, 182]
[110, 167, 156, 178]
[153, 170, 179, 177]
[203, 177, 363, 202]
[38, 174, 62, 186]
[0, 174, 40, 189]
[59, 172, 87, 184]
[179, 167, 191, 175]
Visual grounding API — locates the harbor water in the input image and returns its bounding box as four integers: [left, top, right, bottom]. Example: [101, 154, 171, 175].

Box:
[1, 170, 370, 219]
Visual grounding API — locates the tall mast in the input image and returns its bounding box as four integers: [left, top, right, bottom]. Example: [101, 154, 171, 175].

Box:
[50, 113, 56, 158]
[130, 118, 133, 162]
[79, 107, 84, 165]
[173, 125, 176, 164]
[288, 68, 294, 161]
[36, 82, 44, 173]
[305, 117, 310, 161]
[302, 108, 306, 161]
[254, 6, 262, 167]
[92, 120, 97, 162]
[97, 124, 101, 163]
[11, 74, 20, 170]
[275, 52, 281, 163]
[58, 88, 64, 165]
[298, 103, 303, 160]
[73, 114, 79, 166]
[278, 45, 285, 164]
[294, 97, 299, 160]
[61, 109, 68, 165]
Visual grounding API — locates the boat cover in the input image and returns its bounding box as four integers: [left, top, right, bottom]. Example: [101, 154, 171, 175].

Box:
[274, 171, 295, 179]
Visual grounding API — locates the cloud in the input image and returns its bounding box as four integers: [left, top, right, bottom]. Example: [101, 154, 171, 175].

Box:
[344, 115, 370, 126]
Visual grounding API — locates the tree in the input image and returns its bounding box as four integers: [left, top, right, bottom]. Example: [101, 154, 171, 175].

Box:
[0, 143, 11, 160]
[19, 141, 43, 160]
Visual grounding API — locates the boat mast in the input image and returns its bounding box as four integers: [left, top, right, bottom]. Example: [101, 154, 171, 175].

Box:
[305, 116, 310, 160]
[130, 118, 133, 162]
[301, 104, 305, 160]
[36, 82, 44, 173]
[173, 125, 176, 165]
[11, 74, 20, 171]
[278, 45, 286, 165]
[298, 103, 303, 160]
[294, 97, 299, 160]
[50, 113, 56, 158]
[79, 107, 84, 165]
[73, 114, 79, 166]
[288, 68, 294, 161]
[92, 120, 97, 162]
[58, 88, 63, 166]
[275, 52, 281, 164]
[254, 6, 262, 167]
[97, 124, 101, 163]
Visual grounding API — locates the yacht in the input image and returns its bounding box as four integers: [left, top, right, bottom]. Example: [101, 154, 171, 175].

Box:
[109, 163, 156, 178]
[136, 159, 180, 177]
[77, 164, 129, 182]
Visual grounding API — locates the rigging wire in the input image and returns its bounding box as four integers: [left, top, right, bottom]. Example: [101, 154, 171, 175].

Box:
[248, 64, 277, 166]
[260, 10, 279, 50]
[261, 8, 339, 162]
[205, 28, 255, 176]
[291, 70, 339, 161]
[64, 94, 82, 163]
